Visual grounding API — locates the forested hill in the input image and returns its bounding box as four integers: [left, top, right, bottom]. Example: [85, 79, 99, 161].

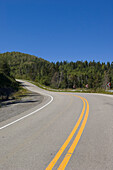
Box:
[0, 52, 19, 100]
[0, 51, 113, 90]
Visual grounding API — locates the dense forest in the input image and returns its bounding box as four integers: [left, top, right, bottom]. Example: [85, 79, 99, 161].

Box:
[0, 55, 19, 100]
[0, 52, 113, 92]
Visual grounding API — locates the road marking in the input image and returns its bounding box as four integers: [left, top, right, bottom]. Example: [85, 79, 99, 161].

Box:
[0, 94, 53, 130]
[46, 95, 86, 170]
[58, 96, 89, 169]
[0, 96, 73, 165]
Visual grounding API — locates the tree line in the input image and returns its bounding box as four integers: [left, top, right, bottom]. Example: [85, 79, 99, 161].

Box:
[0, 55, 19, 100]
[0, 52, 113, 92]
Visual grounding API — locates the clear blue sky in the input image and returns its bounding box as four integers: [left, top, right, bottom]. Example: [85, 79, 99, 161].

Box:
[0, 0, 113, 63]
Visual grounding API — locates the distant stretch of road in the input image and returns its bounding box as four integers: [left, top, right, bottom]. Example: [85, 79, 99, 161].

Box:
[0, 80, 113, 170]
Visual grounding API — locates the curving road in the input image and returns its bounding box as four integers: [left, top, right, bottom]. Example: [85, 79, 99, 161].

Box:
[0, 80, 113, 170]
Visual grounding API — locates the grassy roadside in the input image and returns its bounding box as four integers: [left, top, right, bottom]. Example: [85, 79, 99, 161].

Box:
[26, 80, 113, 95]
[0, 86, 30, 104]
[11, 86, 30, 100]
[0, 86, 30, 108]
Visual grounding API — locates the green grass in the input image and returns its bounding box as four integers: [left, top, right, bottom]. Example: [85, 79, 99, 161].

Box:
[26, 80, 113, 95]
[0, 86, 30, 102]
[0, 84, 31, 108]
[11, 86, 30, 100]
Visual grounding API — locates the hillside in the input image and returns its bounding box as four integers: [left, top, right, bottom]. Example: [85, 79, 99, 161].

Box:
[0, 52, 52, 86]
[0, 52, 113, 90]
[0, 56, 19, 100]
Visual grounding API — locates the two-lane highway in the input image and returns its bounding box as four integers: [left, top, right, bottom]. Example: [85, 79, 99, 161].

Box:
[0, 80, 113, 170]
[46, 94, 89, 170]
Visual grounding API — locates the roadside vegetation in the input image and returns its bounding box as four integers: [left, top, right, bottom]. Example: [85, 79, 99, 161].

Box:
[0, 52, 113, 97]
[0, 57, 19, 101]
[11, 86, 30, 100]
[28, 80, 113, 95]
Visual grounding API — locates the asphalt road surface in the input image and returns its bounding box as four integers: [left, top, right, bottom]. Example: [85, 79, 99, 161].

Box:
[0, 80, 113, 170]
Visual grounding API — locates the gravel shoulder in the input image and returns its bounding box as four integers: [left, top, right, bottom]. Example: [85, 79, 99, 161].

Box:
[0, 92, 44, 123]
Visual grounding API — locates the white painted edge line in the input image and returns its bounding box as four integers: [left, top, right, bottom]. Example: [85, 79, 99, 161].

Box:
[0, 93, 53, 130]
[87, 93, 113, 98]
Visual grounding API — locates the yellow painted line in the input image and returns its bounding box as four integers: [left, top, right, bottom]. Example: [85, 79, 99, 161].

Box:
[58, 97, 89, 170]
[46, 95, 86, 170]
[0, 96, 73, 165]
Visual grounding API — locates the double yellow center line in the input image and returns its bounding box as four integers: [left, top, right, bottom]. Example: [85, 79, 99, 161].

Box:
[46, 94, 89, 170]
